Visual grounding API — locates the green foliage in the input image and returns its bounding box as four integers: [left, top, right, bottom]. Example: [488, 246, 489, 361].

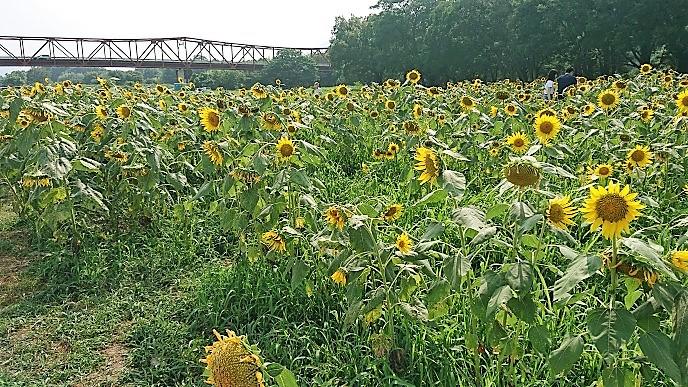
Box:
[259, 49, 318, 87]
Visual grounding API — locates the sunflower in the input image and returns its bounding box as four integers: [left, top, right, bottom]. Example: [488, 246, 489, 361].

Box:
[613, 80, 627, 90]
[261, 230, 286, 252]
[414, 147, 440, 185]
[200, 107, 221, 132]
[91, 125, 105, 143]
[201, 329, 265, 387]
[406, 69, 421, 84]
[533, 114, 561, 144]
[385, 100, 396, 110]
[580, 182, 644, 240]
[504, 157, 541, 189]
[95, 105, 108, 120]
[640, 64, 652, 74]
[413, 104, 423, 119]
[504, 104, 518, 116]
[325, 206, 346, 230]
[626, 145, 653, 169]
[387, 142, 400, 154]
[676, 89, 688, 113]
[331, 269, 347, 286]
[459, 96, 475, 111]
[594, 164, 613, 179]
[598, 89, 620, 110]
[178, 103, 189, 113]
[506, 132, 529, 153]
[251, 84, 268, 99]
[395, 232, 413, 255]
[262, 112, 282, 130]
[672, 251, 688, 272]
[383, 204, 403, 222]
[537, 108, 557, 118]
[276, 137, 295, 161]
[202, 141, 224, 166]
[116, 105, 131, 119]
[582, 103, 596, 116]
[640, 108, 654, 122]
[335, 84, 349, 97]
[490, 106, 499, 117]
[547, 196, 576, 229]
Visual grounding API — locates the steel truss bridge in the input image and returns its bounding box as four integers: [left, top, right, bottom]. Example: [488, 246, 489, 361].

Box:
[0, 36, 330, 71]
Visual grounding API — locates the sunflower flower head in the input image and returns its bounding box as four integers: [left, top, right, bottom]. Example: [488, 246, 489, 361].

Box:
[547, 196, 575, 230]
[261, 230, 286, 253]
[331, 269, 347, 286]
[506, 132, 529, 153]
[276, 137, 295, 161]
[504, 156, 541, 189]
[414, 147, 440, 185]
[406, 69, 421, 84]
[627, 145, 653, 169]
[580, 182, 644, 240]
[672, 251, 688, 273]
[325, 207, 346, 230]
[200, 107, 221, 132]
[383, 204, 403, 222]
[395, 232, 413, 255]
[533, 114, 561, 145]
[200, 329, 265, 387]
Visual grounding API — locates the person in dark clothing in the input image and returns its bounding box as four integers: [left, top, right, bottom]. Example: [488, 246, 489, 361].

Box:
[556, 67, 577, 98]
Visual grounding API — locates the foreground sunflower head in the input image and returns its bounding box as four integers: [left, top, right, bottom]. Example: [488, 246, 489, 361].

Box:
[201, 329, 265, 387]
[504, 156, 541, 189]
[580, 182, 644, 240]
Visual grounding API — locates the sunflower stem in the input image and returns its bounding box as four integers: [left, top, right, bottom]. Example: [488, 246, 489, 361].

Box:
[609, 236, 619, 309]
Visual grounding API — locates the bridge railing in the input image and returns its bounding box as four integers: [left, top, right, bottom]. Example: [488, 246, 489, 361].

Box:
[0, 36, 329, 70]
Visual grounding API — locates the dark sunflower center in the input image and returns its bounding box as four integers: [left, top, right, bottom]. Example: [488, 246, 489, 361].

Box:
[540, 121, 553, 134]
[462, 97, 472, 106]
[601, 94, 616, 105]
[548, 204, 564, 223]
[208, 112, 220, 127]
[631, 150, 645, 162]
[514, 138, 524, 147]
[595, 193, 629, 222]
[385, 207, 398, 217]
[599, 167, 610, 175]
[280, 144, 294, 157]
[682, 96, 688, 106]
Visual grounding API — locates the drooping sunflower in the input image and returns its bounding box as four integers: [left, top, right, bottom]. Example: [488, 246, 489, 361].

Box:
[395, 232, 413, 255]
[672, 251, 688, 272]
[533, 114, 561, 144]
[116, 105, 131, 119]
[382, 204, 403, 222]
[325, 206, 346, 230]
[504, 157, 541, 189]
[626, 145, 653, 169]
[580, 182, 644, 240]
[201, 329, 265, 387]
[594, 164, 613, 179]
[91, 124, 105, 143]
[547, 196, 576, 229]
[251, 83, 268, 99]
[676, 89, 688, 113]
[331, 268, 347, 286]
[202, 141, 224, 166]
[261, 230, 286, 252]
[506, 132, 529, 153]
[95, 105, 108, 120]
[598, 89, 620, 110]
[459, 96, 475, 111]
[406, 69, 421, 84]
[261, 112, 282, 130]
[276, 137, 295, 161]
[200, 107, 221, 132]
[414, 147, 440, 185]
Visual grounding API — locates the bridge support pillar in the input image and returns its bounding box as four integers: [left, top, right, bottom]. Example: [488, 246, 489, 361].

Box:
[175, 68, 193, 83]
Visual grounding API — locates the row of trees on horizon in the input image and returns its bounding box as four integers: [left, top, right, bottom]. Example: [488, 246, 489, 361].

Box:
[1, 0, 687, 88]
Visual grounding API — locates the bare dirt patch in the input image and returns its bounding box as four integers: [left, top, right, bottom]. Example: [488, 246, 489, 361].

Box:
[72, 342, 128, 387]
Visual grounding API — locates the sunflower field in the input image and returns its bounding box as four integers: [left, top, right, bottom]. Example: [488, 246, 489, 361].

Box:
[1, 67, 688, 386]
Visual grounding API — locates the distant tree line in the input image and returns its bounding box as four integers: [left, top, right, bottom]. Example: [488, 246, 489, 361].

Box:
[329, 0, 688, 84]
[0, 49, 331, 88]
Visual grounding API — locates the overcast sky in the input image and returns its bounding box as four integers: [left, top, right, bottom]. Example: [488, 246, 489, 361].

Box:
[0, 0, 377, 74]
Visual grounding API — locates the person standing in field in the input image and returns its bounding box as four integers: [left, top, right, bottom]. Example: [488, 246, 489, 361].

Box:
[543, 69, 557, 101]
[557, 67, 577, 98]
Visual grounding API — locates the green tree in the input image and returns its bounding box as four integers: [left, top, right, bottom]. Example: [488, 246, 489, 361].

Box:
[259, 49, 318, 87]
